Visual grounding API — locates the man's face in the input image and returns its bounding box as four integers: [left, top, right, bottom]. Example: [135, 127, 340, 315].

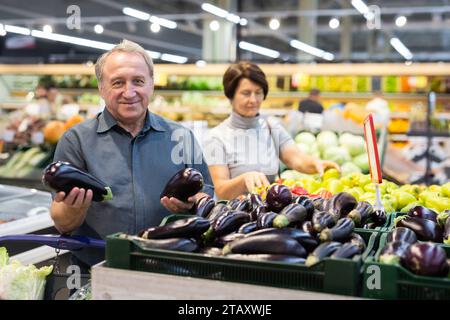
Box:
[99, 51, 154, 125]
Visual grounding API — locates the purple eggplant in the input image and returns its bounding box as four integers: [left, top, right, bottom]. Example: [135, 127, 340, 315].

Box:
[371, 209, 387, 227]
[396, 215, 443, 243]
[407, 206, 438, 222]
[302, 221, 316, 236]
[234, 198, 252, 212]
[273, 203, 308, 228]
[245, 227, 318, 252]
[227, 198, 241, 210]
[444, 217, 450, 245]
[137, 237, 198, 252]
[331, 243, 361, 260]
[312, 197, 326, 211]
[401, 242, 449, 277]
[305, 242, 342, 266]
[250, 206, 268, 221]
[293, 196, 315, 220]
[139, 216, 210, 239]
[226, 254, 305, 264]
[387, 227, 417, 245]
[349, 233, 366, 253]
[207, 203, 229, 221]
[249, 193, 265, 211]
[42, 161, 113, 202]
[160, 168, 204, 202]
[266, 184, 292, 213]
[347, 201, 374, 227]
[256, 211, 278, 229]
[193, 196, 216, 218]
[379, 241, 411, 265]
[238, 221, 258, 234]
[207, 210, 250, 238]
[215, 232, 245, 248]
[319, 218, 355, 243]
[312, 210, 336, 233]
[223, 234, 307, 257]
[325, 192, 357, 220]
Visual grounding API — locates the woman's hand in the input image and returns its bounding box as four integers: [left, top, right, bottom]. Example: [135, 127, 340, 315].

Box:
[312, 159, 340, 176]
[242, 171, 270, 193]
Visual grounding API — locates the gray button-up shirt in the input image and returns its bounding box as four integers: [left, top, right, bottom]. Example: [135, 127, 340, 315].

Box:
[53, 108, 214, 265]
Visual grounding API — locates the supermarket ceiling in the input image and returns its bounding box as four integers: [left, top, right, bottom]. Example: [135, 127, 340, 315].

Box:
[0, 0, 449, 64]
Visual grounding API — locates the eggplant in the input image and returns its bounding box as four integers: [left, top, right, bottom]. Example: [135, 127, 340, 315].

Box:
[250, 206, 268, 221]
[407, 206, 438, 223]
[249, 193, 265, 211]
[349, 233, 366, 253]
[193, 196, 216, 218]
[325, 192, 358, 220]
[401, 242, 449, 277]
[347, 201, 374, 227]
[42, 161, 113, 202]
[234, 198, 252, 212]
[226, 254, 305, 264]
[319, 218, 355, 243]
[293, 196, 315, 220]
[223, 234, 307, 257]
[312, 211, 336, 233]
[206, 210, 250, 239]
[379, 241, 411, 265]
[272, 203, 307, 228]
[302, 221, 316, 236]
[444, 217, 450, 245]
[238, 221, 258, 234]
[227, 198, 241, 210]
[199, 247, 223, 256]
[215, 232, 245, 248]
[266, 184, 292, 213]
[371, 209, 387, 227]
[244, 228, 319, 252]
[256, 211, 278, 229]
[305, 242, 342, 266]
[312, 197, 326, 211]
[396, 216, 443, 242]
[136, 237, 198, 252]
[160, 168, 204, 202]
[386, 227, 417, 245]
[139, 216, 210, 239]
[331, 243, 361, 259]
[207, 203, 229, 221]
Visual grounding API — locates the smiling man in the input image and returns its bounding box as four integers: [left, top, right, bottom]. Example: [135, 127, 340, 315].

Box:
[50, 40, 213, 269]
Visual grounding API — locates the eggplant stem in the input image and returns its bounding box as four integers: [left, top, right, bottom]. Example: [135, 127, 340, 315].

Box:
[102, 187, 113, 201]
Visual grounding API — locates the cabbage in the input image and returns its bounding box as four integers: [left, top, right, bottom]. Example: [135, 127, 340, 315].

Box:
[0, 247, 53, 300]
[338, 132, 355, 146]
[341, 162, 362, 176]
[353, 153, 370, 172]
[296, 143, 311, 154]
[294, 132, 316, 145]
[340, 135, 366, 157]
[322, 146, 351, 165]
[280, 170, 311, 181]
[316, 131, 338, 153]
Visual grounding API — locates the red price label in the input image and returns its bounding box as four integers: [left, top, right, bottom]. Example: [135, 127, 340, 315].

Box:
[364, 114, 382, 184]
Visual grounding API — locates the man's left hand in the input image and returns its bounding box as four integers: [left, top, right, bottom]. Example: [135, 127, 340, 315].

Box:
[160, 193, 209, 214]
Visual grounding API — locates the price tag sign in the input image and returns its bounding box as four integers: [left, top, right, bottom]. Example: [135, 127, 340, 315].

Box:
[363, 114, 382, 184]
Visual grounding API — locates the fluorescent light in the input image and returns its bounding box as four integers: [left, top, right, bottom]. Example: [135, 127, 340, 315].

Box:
[201, 3, 228, 18]
[329, 18, 340, 29]
[161, 53, 188, 64]
[32, 30, 114, 50]
[209, 20, 220, 31]
[390, 37, 413, 60]
[122, 7, 150, 20]
[150, 23, 160, 33]
[196, 60, 207, 67]
[239, 18, 248, 26]
[351, 0, 369, 15]
[395, 15, 407, 27]
[290, 39, 334, 61]
[42, 25, 53, 33]
[269, 18, 280, 30]
[238, 41, 280, 59]
[146, 50, 161, 60]
[322, 52, 335, 61]
[94, 24, 104, 34]
[226, 13, 241, 24]
[5, 25, 31, 35]
[0, 24, 6, 36]
[149, 16, 177, 29]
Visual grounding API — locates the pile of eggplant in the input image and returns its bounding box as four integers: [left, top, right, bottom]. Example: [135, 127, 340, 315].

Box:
[394, 206, 450, 244]
[136, 185, 378, 266]
[378, 227, 449, 277]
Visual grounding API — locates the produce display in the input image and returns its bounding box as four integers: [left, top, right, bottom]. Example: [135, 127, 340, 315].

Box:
[0, 247, 53, 300]
[0, 146, 52, 179]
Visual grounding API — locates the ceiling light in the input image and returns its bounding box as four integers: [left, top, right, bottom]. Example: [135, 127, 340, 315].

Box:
[239, 18, 248, 26]
[122, 7, 150, 21]
[0, 24, 7, 36]
[405, 60, 413, 66]
[238, 41, 280, 59]
[196, 60, 207, 67]
[289, 39, 334, 61]
[5, 25, 30, 36]
[161, 53, 188, 64]
[269, 18, 280, 30]
[351, 0, 369, 16]
[226, 13, 241, 24]
[150, 23, 160, 33]
[390, 37, 413, 60]
[201, 3, 228, 18]
[209, 20, 220, 31]
[94, 24, 104, 34]
[42, 25, 52, 33]
[149, 16, 177, 29]
[395, 15, 407, 27]
[329, 18, 340, 29]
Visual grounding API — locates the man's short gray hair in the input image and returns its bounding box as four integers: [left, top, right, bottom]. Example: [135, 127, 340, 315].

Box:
[95, 39, 154, 85]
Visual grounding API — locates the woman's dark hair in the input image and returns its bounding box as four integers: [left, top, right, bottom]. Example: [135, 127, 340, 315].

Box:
[222, 61, 268, 100]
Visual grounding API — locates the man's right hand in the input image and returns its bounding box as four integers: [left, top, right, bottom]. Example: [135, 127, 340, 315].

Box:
[54, 187, 93, 208]
[242, 171, 270, 193]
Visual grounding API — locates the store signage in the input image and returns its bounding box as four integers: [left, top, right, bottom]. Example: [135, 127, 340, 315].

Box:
[363, 114, 382, 184]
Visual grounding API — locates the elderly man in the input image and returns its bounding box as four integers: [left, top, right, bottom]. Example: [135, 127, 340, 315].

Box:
[50, 40, 213, 268]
